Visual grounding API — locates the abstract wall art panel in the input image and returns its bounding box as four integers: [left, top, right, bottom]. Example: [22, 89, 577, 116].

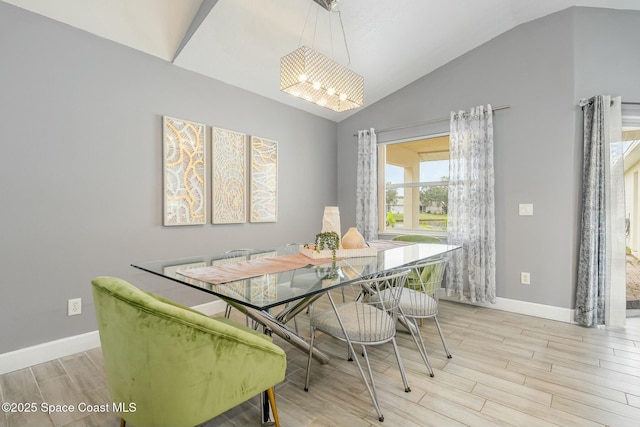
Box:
[250, 136, 278, 223]
[212, 127, 246, 224]
[163, 116, 207, 226]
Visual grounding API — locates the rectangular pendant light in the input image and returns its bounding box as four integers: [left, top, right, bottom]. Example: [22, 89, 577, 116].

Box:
[280, 45, 364, 112]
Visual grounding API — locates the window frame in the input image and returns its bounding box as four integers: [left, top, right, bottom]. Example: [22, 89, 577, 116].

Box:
[377, 132, 450, 239]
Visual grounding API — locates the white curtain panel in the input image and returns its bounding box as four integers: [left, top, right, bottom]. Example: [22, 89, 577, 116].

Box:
[576, 95, 625, 328]
[447, 105, 496, 303]
[356, 128, 378, 242]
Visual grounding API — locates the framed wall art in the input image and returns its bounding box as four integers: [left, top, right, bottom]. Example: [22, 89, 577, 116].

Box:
[211, 127, 247, 224]
[163, 116, 206, 226]
[249, 136, 278, 223]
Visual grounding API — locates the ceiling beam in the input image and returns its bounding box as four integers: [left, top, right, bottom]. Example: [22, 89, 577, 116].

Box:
[172, 0, 220, 63]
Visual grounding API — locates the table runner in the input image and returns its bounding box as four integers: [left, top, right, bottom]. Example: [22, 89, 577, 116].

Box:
[177, 240, 413, 285]
[177, 253, 332, 285]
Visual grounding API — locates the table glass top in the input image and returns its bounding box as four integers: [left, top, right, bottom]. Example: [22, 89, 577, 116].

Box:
[131, 242, 460, 310]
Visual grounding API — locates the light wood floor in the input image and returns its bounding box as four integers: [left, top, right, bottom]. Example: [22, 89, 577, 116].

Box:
[2, 300, 640, 427]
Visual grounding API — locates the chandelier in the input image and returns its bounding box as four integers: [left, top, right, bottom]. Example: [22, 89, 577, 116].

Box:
[280, 1, 364, 113]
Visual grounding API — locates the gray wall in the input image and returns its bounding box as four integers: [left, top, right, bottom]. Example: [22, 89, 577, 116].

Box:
[573, 7, 640, 101]
[338, 7, 640, 310]
[0, 2, 337, 354]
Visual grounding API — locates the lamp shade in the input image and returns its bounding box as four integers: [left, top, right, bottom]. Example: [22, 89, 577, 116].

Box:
[280, 46, 364, 112]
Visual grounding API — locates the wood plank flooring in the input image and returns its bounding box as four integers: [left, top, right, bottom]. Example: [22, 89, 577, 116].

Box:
[1, 300, 639, 426]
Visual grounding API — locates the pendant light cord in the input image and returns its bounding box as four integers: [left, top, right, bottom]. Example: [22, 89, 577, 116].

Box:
[299, 1, 352, 68]
[337, 9, 351, 67]
[312, 5, 319, 48]
[298, 1, 314, 48]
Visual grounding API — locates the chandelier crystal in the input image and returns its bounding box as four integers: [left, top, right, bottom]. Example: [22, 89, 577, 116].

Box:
[281, 45, 364, 112]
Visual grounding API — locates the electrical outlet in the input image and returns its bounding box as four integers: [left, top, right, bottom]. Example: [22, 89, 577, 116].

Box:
[520, 272, 531, 285]
[68, 298, 82, 316]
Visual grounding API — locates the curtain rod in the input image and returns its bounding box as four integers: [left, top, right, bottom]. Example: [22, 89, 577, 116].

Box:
[353, 105, 511, 137]
[579, 99, 640, 108]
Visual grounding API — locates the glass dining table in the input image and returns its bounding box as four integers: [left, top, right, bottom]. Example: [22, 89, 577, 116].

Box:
[131, 241, 460, 364]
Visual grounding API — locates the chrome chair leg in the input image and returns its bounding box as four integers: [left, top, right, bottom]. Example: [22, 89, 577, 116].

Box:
[407, 317, 435, 377]
[433, 316, 452, 358]
[349, 341, 385, 422]
[390, 337, 411, 392]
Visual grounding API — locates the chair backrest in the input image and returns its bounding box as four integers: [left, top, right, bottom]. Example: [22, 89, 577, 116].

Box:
[396, 258, 448, 318]
[326, 269, 410, 344]
[283, 242, 304, 255]
[408, 257, 448, 297]
[91, 276, 286, 427]
[364, 268, 411, 316]
[216, 248, 255, 264]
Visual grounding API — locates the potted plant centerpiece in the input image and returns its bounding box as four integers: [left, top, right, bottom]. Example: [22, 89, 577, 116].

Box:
[305, 231, 340, 261]
[314, 231, 340, 282]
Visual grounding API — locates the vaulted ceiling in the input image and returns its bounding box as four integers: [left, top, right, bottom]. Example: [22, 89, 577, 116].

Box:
[5, 0, 640, 122]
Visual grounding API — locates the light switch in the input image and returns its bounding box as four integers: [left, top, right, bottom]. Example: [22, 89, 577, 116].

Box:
[519, 204, 533, 216]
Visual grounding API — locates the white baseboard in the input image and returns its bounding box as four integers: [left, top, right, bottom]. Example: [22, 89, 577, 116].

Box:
[0, 331, 102, 376]
[0, 300, 226, 376]
[439, 292, 575, 323]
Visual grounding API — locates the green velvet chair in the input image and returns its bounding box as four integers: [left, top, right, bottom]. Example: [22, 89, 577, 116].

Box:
[91, 276, 287, 427]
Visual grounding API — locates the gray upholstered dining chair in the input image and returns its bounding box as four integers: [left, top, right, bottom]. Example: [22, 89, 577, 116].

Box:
[304, 268, 412, 422]
[374, 258, 451, 377]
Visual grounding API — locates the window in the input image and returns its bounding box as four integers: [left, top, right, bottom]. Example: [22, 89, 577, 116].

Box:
[378, 134, 449, 236]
